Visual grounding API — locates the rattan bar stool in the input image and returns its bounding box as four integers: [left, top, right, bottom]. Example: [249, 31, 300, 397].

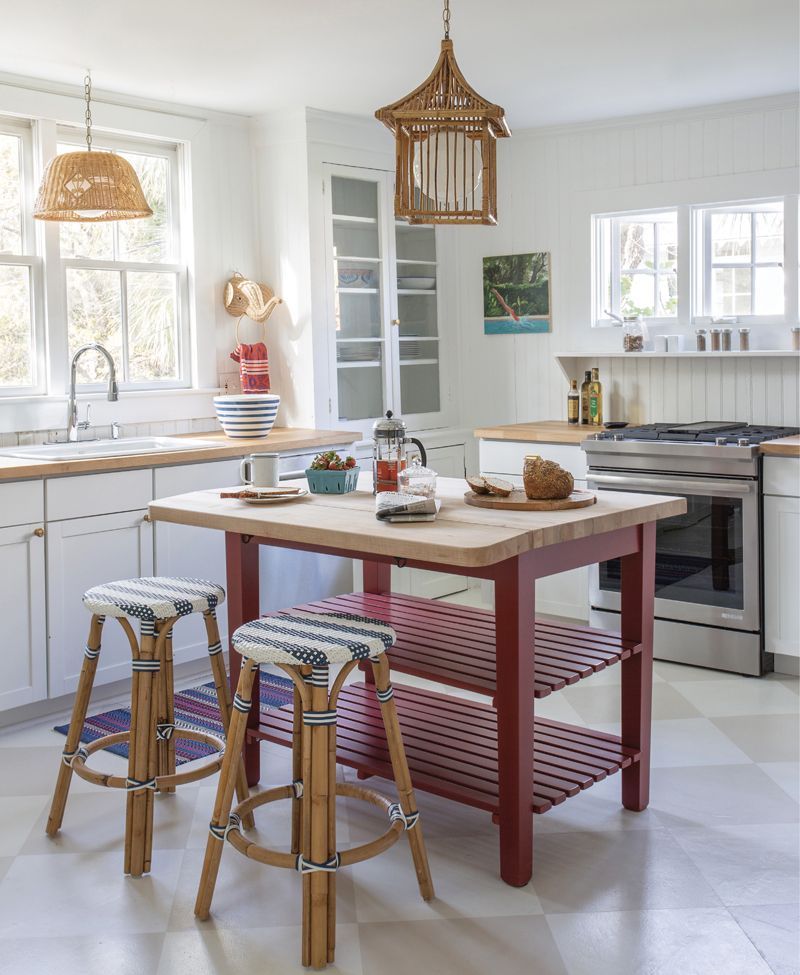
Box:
[46, 576, 251, 877]
[195, 609, 434, 970]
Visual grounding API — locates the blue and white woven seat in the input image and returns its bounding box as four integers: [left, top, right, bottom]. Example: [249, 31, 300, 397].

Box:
[83, 576, 225, 622]
[232, 611, 396, 667]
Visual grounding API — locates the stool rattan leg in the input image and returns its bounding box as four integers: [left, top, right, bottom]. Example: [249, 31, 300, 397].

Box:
[154, 622, 176, 794]
[371, 655, 434, 901]
[204, 610, 253, 829]
[290, 672, 305, 855]
[194, 658, 259, 920]
[46, 614, 105, 836]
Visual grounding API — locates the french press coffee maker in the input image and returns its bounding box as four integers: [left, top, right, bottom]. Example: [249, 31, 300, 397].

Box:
[372, 411, 428, 494]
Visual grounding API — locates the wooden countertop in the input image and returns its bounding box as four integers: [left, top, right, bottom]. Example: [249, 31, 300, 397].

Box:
[474, 421, 604, 445]
[760, 435, 800, 457]
[0, 428, 361, 482]
[149, 473, 686, 569]
[475, 420, 800, 457]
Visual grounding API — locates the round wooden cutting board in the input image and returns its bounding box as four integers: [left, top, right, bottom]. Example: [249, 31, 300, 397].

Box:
[464, 488, 597, 511]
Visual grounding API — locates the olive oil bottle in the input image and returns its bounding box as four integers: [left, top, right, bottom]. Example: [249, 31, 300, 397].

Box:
[580, 370, 592, 425]
[567, 379, 580, 424]
[589, 367, 603, 426]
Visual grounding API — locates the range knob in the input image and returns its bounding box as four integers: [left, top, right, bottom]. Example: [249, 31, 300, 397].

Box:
[613, 434, 625, 441]
[737, 437, 751, 446]
[715, 436, 728, 446]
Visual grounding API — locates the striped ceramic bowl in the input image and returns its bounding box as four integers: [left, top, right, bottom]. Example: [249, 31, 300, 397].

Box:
[213, 394, 281, 439]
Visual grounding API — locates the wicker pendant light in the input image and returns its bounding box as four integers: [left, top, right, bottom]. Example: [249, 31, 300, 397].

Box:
[375, 0, 510, 226]
[34, 73, 153, 222]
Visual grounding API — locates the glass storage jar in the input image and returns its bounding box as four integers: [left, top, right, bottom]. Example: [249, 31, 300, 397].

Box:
[622, 315, 645, 352]
[396, 458, 437, 499]
[695, 329, 707, 351]
[709, 328, 722, 351]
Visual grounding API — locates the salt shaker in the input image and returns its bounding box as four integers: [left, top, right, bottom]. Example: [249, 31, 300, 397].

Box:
[721, 327, 732, 351]
[738, 327, 750, 351]
[695, 329, 707, 351]
[709, 328, 721, 351]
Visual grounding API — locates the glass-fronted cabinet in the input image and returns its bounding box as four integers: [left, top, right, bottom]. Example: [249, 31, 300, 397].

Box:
[324, 165, 444, 435]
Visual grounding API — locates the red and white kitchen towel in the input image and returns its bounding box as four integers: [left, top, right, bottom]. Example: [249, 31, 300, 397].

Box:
[230, 342, 270, 393]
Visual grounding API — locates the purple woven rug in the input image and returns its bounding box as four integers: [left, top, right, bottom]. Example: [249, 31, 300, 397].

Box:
[54, 672, 294, 765]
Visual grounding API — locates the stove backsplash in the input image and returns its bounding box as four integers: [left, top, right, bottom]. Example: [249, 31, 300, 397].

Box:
[0, 417, 219, 449]
[563, 355, 799, 428]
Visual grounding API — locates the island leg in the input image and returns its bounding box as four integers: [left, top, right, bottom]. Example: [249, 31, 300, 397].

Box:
[620, 522, 656, 811]
[361, 560, 391, 689]
[494, 553, 536, 887]
[225, 531, 261, 786]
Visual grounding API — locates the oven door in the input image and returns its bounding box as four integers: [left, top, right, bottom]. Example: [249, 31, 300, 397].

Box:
[587, 472, 760, 631]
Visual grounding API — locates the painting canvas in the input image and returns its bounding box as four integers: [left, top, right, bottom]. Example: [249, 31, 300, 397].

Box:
[483, 253, 551, 334]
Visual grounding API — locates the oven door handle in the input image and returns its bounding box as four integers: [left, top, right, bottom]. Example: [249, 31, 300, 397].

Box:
[588, 473, 753, 495]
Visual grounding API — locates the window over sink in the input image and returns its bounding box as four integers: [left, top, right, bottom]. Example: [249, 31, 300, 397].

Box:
[0, 115, 189, 397]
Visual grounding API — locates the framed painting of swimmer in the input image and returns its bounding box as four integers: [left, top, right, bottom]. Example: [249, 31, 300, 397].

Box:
[483, 252, 551, 334]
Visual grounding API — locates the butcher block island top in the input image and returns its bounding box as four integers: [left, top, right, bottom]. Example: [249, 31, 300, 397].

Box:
[148, 473, 685, 568]
[0, 427, 360, 481]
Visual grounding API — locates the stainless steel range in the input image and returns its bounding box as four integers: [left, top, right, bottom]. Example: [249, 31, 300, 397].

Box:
[583, 422, 799, 676]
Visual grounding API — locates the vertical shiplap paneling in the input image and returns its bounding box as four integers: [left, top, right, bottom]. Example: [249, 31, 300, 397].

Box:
[618, 127, 636, 187]
[780, 107, 799, 170]
[765, 360, 785, 425]
[677, 359, 693, 422]
[732, 112, 751, 173]
[691, 358, 708, 419]
[649, 359, 665, 422]
[688, 119, 705, 178]
[747, 113, 766, 173]
[734, 357, 752, 422]
[750, 357, 767, 423]
[720, 356, 737, 421]
[705, 356, 723, 419]
[782, 357, 800, 425]
[763, 110, 783, 170]
[646, 125, 663, 184]
[702, 118, 720, 177]
[661, 122, 675, 183]
[634, 127, 649, 185]
[672, 121, 690, 181]
[717, 115, 734, 175]
[662, 358, 679, 419]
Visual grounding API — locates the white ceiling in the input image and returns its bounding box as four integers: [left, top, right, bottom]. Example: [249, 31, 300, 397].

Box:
[1, 0, 797, 128]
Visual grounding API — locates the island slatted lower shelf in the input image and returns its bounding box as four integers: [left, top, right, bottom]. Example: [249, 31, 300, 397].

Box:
[294, 591, 643, 699]
[255, 682, 641, 815]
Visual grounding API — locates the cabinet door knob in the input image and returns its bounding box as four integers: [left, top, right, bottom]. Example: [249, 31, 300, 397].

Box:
[33, 527, 45, 538]
[142, 514, 151, 523]
[391, 318, 400, 326]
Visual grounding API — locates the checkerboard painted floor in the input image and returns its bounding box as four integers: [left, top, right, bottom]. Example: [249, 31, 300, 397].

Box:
[0, 595, 797, 974]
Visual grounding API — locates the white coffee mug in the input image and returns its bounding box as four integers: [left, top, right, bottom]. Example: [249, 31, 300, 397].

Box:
[240, 452, 279, 488]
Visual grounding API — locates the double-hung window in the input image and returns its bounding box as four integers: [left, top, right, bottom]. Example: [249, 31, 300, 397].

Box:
[57, 130, 188, 387]
[0, 118, 43, 393]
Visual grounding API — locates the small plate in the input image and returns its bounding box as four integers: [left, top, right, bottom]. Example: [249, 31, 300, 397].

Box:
[242, 489, 309, 505]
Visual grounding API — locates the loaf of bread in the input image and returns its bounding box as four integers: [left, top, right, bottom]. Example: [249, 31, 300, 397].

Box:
[522, 455, 574, 500]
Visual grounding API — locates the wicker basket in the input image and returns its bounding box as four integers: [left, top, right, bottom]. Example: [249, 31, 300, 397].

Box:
[305, 467, 360, 494]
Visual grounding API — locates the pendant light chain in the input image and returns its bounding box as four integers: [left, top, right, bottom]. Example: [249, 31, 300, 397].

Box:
[442, 0, 451, 39]
[84, 71, 93, 151]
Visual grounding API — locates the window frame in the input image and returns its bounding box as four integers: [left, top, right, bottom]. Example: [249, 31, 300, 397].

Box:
[54, 126, 190, 392]
[0, 116, 46, 395]
[696, 198, 786, 325]
[594, 207, 680, 327]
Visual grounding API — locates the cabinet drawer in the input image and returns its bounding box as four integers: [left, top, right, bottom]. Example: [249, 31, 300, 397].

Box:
[0, 480, 44, 528]
[46, 469, 152, 521]
[479, 440, 587, 480]
[763, 457, 800, 498]
[154, 459, 242, 498]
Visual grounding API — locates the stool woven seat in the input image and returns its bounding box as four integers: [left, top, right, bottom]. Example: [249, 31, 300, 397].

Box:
[232, 611, 395, 666]
[83, 576, 225, 621]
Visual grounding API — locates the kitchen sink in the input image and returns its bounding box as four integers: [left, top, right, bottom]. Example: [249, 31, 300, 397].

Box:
[0, 436, 221, 462]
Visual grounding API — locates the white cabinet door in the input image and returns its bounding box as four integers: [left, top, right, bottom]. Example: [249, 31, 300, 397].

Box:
[47, 511, 154, 696]
[153, 460, 242, 664]
[764, 494, 800, 658]
[0, 523, 46, 711]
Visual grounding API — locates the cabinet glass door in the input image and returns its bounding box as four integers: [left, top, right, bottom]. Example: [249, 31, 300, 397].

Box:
[394, 223, 440, 416]
[330, 175, 387, 422]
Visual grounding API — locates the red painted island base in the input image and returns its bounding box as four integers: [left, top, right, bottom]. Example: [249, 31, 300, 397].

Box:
[225, 523, 656, 887]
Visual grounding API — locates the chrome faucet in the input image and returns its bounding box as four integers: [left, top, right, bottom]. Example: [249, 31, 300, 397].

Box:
[67, 344, 119, 442]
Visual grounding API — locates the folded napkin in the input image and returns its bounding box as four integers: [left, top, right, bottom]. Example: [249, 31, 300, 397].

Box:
[230, 341, 270, 393]
[376, 492, 440, 523]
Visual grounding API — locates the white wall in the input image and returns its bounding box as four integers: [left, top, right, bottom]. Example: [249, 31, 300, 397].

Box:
[443, 93, 800, 429]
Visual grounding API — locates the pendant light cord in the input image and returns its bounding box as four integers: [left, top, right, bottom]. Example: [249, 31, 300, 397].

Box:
[84, 71, 93, 151]
[442, 0, 450, 39]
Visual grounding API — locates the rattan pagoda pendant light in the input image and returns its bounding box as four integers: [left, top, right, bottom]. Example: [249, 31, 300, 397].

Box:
[34, 73, 152, 222]
[375, 0, 510, 225]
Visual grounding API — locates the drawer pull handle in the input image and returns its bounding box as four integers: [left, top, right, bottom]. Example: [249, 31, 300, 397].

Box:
[142, 514, 151, 523]
[33, 527, 45, 538]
